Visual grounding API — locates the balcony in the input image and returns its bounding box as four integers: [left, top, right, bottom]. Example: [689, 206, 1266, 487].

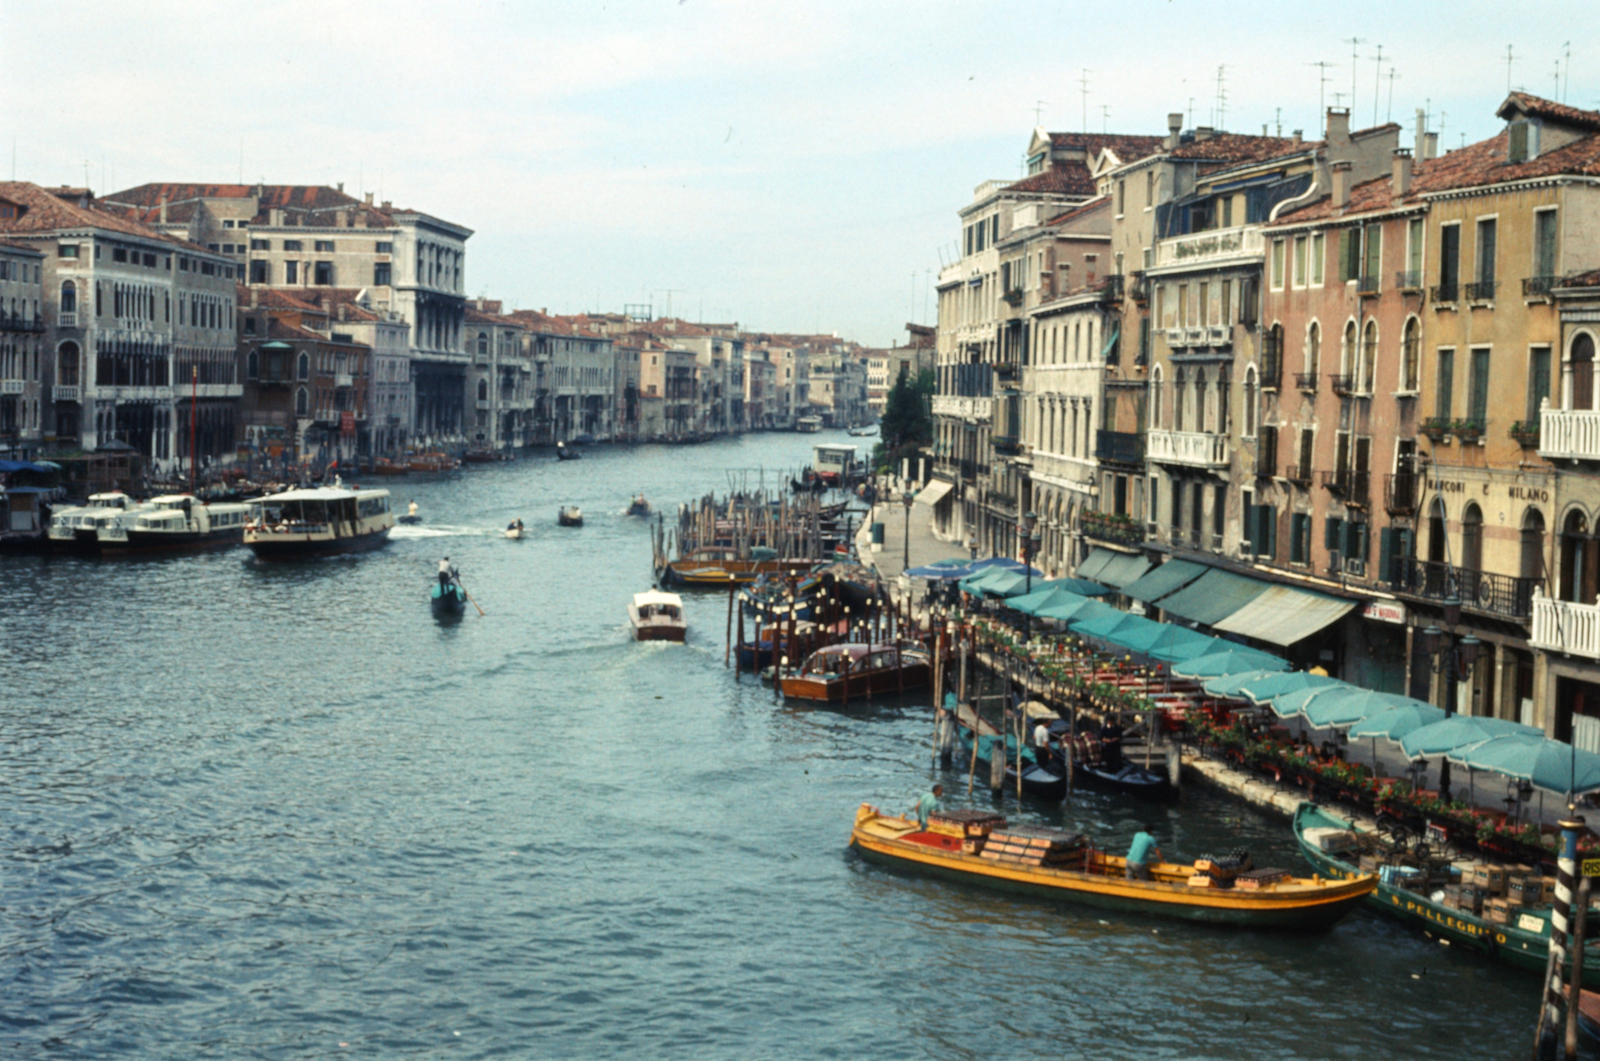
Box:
[1, 379, 23, 395]
[1081, 510, 1144, 546]
[53, 384, 79, 402]
[1001, 287, 1024, 307]
[1154, 225, 1264, 269]
[1532, 593, 1600, 659]
[1391, 558, 1539, 620]
[1329, 374, 1354, 397]
[1147, 429, 1230, 468]
[1098, 274, 1125, 303]
[0, 316, 44, 333]
[1510, 420, 1541, 448]
[476, 399, 491, 410]
[1384, 472, 1418, 516]
[1129, 271, 1148, 303]
[1282, 463, 1311, 488]
[58, 311, 77, 328]
[1464, 279, 1498, 302]
[1541, 407, 1600, 462]
[1357, 275, 1380, 295]
[1294, 371, 1319, 393]
[1430, 282, 1458, 304]
[931, 395, 992, 421]
[1395, 270, 1422, 291]
[1320, 468, 1370, 507]
[1094, 429, 1144, 465]
[958, 459, 978, 482]
[991, 430, 1020, 456]
[1524, 275, 1560, 298]
[1256, 425, 1277, 476]
[335, 372, 354, 389]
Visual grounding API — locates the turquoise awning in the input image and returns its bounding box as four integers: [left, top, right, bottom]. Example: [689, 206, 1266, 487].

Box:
[1096, 551, 1151, 589]
[1121, 559, 1208, 604]
[1075, 548, 1116, 581]
[1153, 568, 1271, 626]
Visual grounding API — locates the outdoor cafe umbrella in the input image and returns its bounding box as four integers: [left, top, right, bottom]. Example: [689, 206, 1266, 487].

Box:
[1144, 627, 1232, 664]
[1264, 682, 1352, 720]
[1170, 649, 1290, 681]
[1446, 734, 1600, 797]
[1399, 715, 1544, 759]
[1302, 689, 1435, 730]
[1201, 668, 1300, 699]
[1008, 585, 1081, 615]
[1347, 702, 1448, 741]
[1032, 595, 1105, 625]
[904, 558, 974, 581]
[1071, 610, 1155, 643]
[1229, 671, 1343, 706]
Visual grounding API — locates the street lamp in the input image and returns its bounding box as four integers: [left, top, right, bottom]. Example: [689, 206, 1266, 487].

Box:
[1020, 510, 1039, 642]
[902, 489, 915, 572]
[1417, 593, 1481, 802]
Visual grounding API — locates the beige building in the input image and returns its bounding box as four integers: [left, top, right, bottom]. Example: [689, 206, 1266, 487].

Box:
[0, 237, 46, 459]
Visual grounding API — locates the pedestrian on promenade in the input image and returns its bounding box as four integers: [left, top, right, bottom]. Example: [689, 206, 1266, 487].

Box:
[1125, 823, 1163, 881]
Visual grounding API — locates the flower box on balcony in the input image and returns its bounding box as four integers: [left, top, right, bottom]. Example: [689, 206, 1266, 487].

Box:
[1451, 419, 1484, 443]
[1510, 421, 1540, 448]
[1420, 417, 1451, 442]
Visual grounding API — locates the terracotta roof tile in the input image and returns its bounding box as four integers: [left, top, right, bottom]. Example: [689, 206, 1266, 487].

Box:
[0, 181, 208, 248]
[1045, 132, 1167, 161]
[1005, 163, 1097, 197]
[1500, 92, 1600, 132]
[1414, 127, 1600, 194]
[1169, 132, 1313, 164]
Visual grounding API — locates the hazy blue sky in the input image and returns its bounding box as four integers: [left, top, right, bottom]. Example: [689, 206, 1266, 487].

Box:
[1, 1, 1589, 345]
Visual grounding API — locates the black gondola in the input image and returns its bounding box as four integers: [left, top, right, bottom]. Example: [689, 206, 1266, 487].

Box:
[955, 726, 1067, 800]
[555, 442, 581, 461]
[431, 581, 468, 618]
[1069, 757, 1174, 799]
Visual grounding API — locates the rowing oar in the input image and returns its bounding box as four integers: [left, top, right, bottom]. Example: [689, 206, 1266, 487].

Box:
[458, 579, 486, 616]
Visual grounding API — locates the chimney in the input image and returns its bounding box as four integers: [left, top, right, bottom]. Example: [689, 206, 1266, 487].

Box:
[1325, 106, 1351, 144]
[381, 200, 392, 211]
[1195, 126, 1215, 142]
[159, 197, 167, 224]
[1415, 107, 1428, 157]
[1391, 148, 1413, 200]
[337, 182, 344, 193]
[1165, 112, 1183, 149]
[1292, 129, 1303, 147]
[1423, 131, 1439, 161]
[364, 192, 374, 206]
[1331, 160, 1353, 210]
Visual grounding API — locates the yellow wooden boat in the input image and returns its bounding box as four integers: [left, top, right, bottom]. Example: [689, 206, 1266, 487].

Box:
[849, 804, 1375, 930]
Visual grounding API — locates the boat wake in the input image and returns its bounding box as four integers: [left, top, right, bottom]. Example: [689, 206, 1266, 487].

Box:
[390, 524, 491, 540]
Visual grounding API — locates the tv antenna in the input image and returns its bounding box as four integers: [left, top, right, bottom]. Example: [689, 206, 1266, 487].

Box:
[1308, 60, 1336, 131]
[1214, 65, 1229, 130]
[1369, 44, 1385, 126]
[1033, 99, 1048, 126]
[1078, 69, 1092, 135]
[1343, 37, 1365, 116]
[1385, 68, 1401, 123]
[1506, 44, 1518, 92]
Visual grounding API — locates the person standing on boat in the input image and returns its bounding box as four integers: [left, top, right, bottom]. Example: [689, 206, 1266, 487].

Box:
[910, 784, 944, 830]
[408, 499, 419, 519]
[1100, 718, 1125, 771]
[438, 556, 457, 591]
[1033, 719, 1054, 768]
[1125, 823, 1163, 881]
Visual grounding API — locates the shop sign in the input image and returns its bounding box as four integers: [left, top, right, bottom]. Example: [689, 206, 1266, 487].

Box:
[1583, 858, 1600, 878]
[1431, 478, 1551, 503]
[1362, 600, 1406, 625]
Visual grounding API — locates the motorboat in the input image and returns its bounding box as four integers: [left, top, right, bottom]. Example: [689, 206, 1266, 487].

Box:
[626, 494, 650, 517]
[48, 492, 138, 554]
[851, 805, 1374, 930]
[558, 506, 583, 527]
[244, 486, 395, 560]
[780, 642, 931, 702]
[397, 500, 422, 525]
[795, 415, 822, 433]
[555, 441, 580, 461]
[627, 590, 687, 642]
[505, 520, 525, 540]
[122, 495, 254, 552]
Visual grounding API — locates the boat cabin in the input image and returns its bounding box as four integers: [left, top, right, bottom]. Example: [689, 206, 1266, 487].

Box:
[812, 444, 858, 485]
[130, 495, 255, 535]
[253, 487, 391, 532]
[802, 642, 907, 677]
[632, 592, 683, 622]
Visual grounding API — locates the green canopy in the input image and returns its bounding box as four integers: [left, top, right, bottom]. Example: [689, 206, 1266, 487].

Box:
[1039, 597, 1117, 625]
[1346, 702, 1448, 740]
[1008, 585, 1097, 616]
[1073, 610, 1158, 643]
[1302, 689, 1435, 729]
[1226, 671, 1342, 706]
[1170, 648, 1290, 680]
[1399, 715, 1544, 758]
[1155, 568, 1272, 626]
[1446, 735, 1600, 795]
[1201, 668, 1299, 698]
[1145, 628, 1235, 664]
[1121, 559, 1208, 604]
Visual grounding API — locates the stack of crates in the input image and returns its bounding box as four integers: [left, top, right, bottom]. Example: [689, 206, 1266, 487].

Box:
[928, 810, 1007, 855]
[977, 825, 1088, 870]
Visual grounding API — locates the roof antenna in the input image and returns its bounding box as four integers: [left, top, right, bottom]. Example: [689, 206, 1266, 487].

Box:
[1385, 68, 1401, 123]
[1343, 37, 1366, 117]
[1214, 65, 1228, 130]
[1506, 44, 1518, 92]
[1563, 40, 1572, 103]
[1033, 99, 1048, 126]
[1275, 107, 1283, 138]
[1101, 104, 1111, 134]
[1369, 44, 1385, 127]
[1308, 61, 1336, 134]
[1078, 69, 1092, 135]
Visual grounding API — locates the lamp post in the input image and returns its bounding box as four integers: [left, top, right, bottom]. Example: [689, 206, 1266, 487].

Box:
[1418, 593, 1481, 802]
[1020, 510, 1039, 642]
[901, 489, 915, 572]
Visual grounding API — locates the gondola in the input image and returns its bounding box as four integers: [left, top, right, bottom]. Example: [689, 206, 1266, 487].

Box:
[558, 506, 583, 527]
[626, 495, 650, 517]
[1054, 725, 1175, 799]
[431, 580, 468, 617]
[955, 725, 1067, 800]
[555, 442, 581, 461]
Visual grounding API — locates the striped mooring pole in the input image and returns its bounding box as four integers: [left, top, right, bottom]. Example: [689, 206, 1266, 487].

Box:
[1544, 815, 1586, 1039]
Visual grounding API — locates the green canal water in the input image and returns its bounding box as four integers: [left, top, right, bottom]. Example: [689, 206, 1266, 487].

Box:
[0, 431, 1562, 1058]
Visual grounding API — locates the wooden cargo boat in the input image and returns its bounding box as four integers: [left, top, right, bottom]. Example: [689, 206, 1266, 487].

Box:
[244, 486, 394, 560]
[852, 804, 1373, 929]
[1294, 801, 1600, 983]
[628, 591, 687, 642]
[780, 642, 931, 702]
[658, 546, 814, 588]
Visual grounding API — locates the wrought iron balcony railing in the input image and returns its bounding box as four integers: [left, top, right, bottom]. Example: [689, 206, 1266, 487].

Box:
[1523, 275, 1559, 298]
[1395, 270, 1422, 291]
[1390, 558, 1539, 620]
[1384, 472, 1418, 515]
[1294, 372, 1319, 392]
[1464, 279, 1498, 301]
[1431, 282, 1458, 303]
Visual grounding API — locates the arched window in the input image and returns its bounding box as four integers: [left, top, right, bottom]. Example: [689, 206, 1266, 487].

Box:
[1361, 320, 1378, 393]
[1150, 365, 1164, 429]
[477, 331, 489, 356]
[1217, 366, 1230, 434]
[1305, 320, 1321, 380]
[295, 386, 309, 417]
[1243, 366, 1258, 437]
[297, 351, 310, 381]
[477, 378, 488, 401]
[1174, 367, 1188, 431]
[1401, 317, 1421, 391]
[1462, 503, 1484, 575]
[1341, 319, 1358, 378]
[57, 341, 79, 386]
[1561, 510, 1594, 604]
[1572, 332, 1596, 410]
[1427, 498, 1448, 564]
[247, 350, 259, 380]
[1522, 508, 1546, 587]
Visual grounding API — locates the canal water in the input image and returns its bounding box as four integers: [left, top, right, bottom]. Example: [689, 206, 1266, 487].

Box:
[0, 431, 1558, 1059]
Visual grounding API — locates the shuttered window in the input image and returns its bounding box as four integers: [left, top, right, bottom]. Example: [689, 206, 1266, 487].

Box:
[1469, 348, 1491, 425]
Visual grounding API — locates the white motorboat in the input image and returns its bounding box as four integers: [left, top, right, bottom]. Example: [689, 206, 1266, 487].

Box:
[48, 492, 141, 554]
[628, 590, 687, 642]
[245, 486, 395, 560]
[123, 495, 255, 553]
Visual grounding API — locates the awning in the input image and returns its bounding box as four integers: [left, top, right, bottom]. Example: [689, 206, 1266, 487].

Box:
[1153, 568, 1271, 626]
[1099, 325, 1121, 360]
[1079, 550, 1150, 589]
[914, 479, 954, 507]
[1212, 585, 1359, 647]
[1121, 558, 1208, 604]
[1075, 547, 1116, 581]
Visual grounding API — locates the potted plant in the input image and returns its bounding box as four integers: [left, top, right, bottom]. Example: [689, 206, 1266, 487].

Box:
[1420, 417, 1451, 442]
[1451, 419, 1483, 443]
[1510, 420, 1540, 447]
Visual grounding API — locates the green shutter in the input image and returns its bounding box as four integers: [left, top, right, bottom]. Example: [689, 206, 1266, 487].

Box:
[1325, 515, 1342, 550]
[1379, 527, 1395, 585]
[1261, 505, 1277, 559]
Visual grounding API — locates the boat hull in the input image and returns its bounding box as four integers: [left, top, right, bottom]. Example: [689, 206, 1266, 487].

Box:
[853, 807, 1372, 930]
[781, 661, 930, 702]
[431, 585, 468, 617]
[123, 528, 244, 553]
[1071, 759, 1176, 800]
[1293, 802, 1600, 983]
[245, 527, 392, 560]
[956, 728, 1067, 800]
[632, 622, 687, 642]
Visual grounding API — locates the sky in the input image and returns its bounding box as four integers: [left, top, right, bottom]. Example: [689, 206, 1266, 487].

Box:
[1, 1, 1591, 347]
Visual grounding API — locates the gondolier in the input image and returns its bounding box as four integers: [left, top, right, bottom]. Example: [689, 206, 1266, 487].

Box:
[438, 556, 457, 590]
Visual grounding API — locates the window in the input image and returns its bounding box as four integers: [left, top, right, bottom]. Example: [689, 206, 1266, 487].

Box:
[1221, 279, 1232, 323]
[1436, 348, 1455, 420]
[1271, 239, 1286, 290]
[247, 349, 259, 377]
[1310, 232, 1325, 286]
[1401, 318, 1420, 391]
[1293, 236, 1308, 287]
[1406, 217, 1423, 284]
[1476, 218, 1497, 288]
[250, 239, 269, 251]
[313, 261, 333, 285]
[1535, 209, 1558, 280]
[376, 241, 393, 253]
[1306, 320, 1321, 379]
[285, 261, 299, 284]
[113, 247, 128, 262]
[1116, 180, 1125, 216]
[1338, 228, 1358, 281]
[297, 351, 310, 381]
[223, 220, 235, 229]
[1362, 223, 1382, 289]
[374, 262, 391, 286]
[295, 386, 309, 417]
[1439, 223, 1460, 298]
[1361, 320, 1377, 393]
[1291, 513, 1312, 564]
[283, 239, 303, 252]
[1529, 345, 1552, 421]
[244, 318, 257, 336]
[1468, 347, 1491, 426]
[1508, 121, 1532, 163]
[1341, 320, 1357, 377]
[1243, 366, 1258, 437]
[59, 281, 76, 314]
[315, 240, 335, 253]
[249, 260, 269, 284]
